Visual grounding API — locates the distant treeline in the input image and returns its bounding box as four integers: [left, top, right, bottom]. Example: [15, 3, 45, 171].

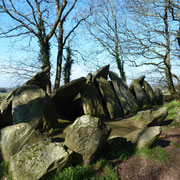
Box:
[0, 88, 14, 93]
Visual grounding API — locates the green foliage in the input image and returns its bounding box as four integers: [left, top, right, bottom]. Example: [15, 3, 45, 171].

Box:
[51, 165, 93, 180]
[51, 158, 118, 180]
[162, 126, 171, 132]
[63, 45, 74, 84]
[0, 159, 9, 179]
[136, 146, 168, 163]
[93, 159, 118, 180]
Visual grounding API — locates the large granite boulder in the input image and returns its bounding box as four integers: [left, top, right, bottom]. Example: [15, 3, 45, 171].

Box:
[51, 77, 86, 116]
[133, 107, 168, 128]
[81, 83, 108, 119]
[97, 77, 123, 119]
[92, 65, 110, 83]
[65, 115, 111, 165]
[109, 71, 138, 114]
[0, 68, 51, 129]
[130, 76, 148, 107]
[143, 81, 157, 105]
[154, 88, 164, 105]
[12, 85, 58, 131]
[125, 126, 162, 149]
[0, 123, 45, 162]
[9, 141, 73, 180]
[0, 89, 18, 128]
[24, 67, 49, 92]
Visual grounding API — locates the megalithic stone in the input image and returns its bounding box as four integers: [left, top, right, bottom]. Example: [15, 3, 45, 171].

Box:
[97, 77, 123, 119]
[129, 76, 148, 108]
[109, 71, 138, 114]
[143, 81, 157, 105]
[92, 65, 110, 83]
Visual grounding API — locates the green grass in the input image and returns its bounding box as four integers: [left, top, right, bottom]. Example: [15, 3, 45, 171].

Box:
[162, 126, 171, 132]
[136, 146, 168, 163]
[51, 159, 118, 180]
[163, 100, 180, 120]
[163, 100, 180, 127]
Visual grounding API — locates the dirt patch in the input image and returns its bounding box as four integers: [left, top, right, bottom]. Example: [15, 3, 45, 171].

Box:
[114, 127, 180, 180]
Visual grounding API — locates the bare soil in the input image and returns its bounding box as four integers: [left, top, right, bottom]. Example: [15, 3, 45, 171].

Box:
[114, 126, 180, 180]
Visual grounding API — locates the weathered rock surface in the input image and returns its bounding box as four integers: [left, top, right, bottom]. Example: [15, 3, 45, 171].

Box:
[65, 115, 111, 165]
[9, 141, 73, 180]
[133, 107, 168, 128]
[109, 71, 138, 114]
[0, 123, 45, 162]
[130, 76, 148, 107]
[125, 126, 162, 149]
[97, 77, 123, 119]
[51, 77, 86, 115]
[86, 73, 93, 84]
[81, 83, 107, 118]
[154, 88, 164, 105]
[24, 67, 49, 92]
[12, 85, 58, 131]
[0, 89, 18, 128]
[92, 65, 110, 83]
[143, 81, 157, 105]
[106, 119, 138, 140]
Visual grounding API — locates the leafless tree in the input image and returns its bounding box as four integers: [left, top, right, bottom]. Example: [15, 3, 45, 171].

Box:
[125, 0, 180, 95]
[84, 0, 128, 82]
[0, 0, 92, 93]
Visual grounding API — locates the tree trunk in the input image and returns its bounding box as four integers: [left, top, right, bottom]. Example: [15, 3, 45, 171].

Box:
[39, 38, 51, 95]
[54, 44, 63, 91]
[116, 54, 126, 82]
[54, 26, 64, 91]
[115, 41, 126, 82]
[164, 0, 176, 95]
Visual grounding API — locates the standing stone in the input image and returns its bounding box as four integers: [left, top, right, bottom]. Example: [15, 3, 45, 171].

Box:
[65, 115, 111, 165]
[92, 65, 110, 83]
[24, 67, 49, 92]
[0, 123, 45, 162]
[154, 88, 164, 105]
[86, 73, 93, 84]
[143, 81, 157, 105]
[130, 76, 148, 108]
[81, 84, 108, 119]
[125, 126, 162, 149]
[12, 85, 58, 131]
[97, 77, 123, 119]
[51, 77, 86, 115]
[0, 89, 18, 129]
[109, 71, 138, 114]
[9, 141, 73, 180]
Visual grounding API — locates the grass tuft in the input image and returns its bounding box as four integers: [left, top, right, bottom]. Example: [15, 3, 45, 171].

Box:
[51, 158, 118, 180]
[136, 146, 168, 163]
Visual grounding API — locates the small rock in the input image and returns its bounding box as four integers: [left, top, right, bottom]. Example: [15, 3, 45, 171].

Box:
[125, 126, 162, 149]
